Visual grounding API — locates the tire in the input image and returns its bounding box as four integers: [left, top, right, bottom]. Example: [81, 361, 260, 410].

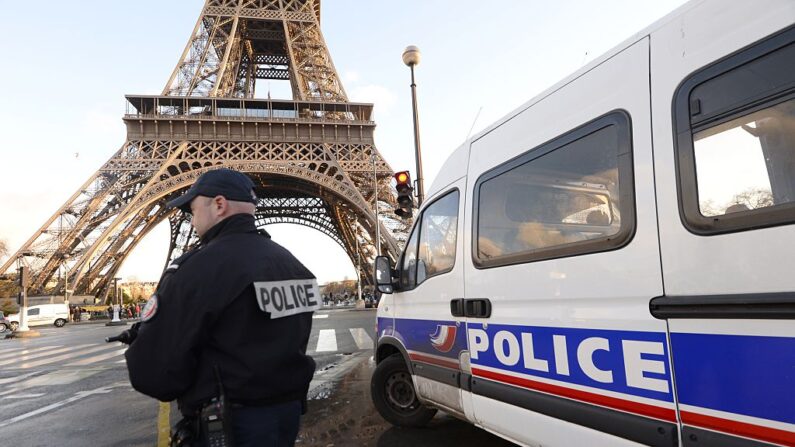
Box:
[54, 319, 67, 328]
[371, 354, 437, 427]
[0, 323, 6, 333]
[10, 321, 19, 331]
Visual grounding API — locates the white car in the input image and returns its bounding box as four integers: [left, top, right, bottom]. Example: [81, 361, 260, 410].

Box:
[8, 303, 70, 330]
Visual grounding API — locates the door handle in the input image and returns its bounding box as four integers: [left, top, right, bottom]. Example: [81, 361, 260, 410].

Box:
[465, 299, 492, 318]
[450, 298, 465, 317]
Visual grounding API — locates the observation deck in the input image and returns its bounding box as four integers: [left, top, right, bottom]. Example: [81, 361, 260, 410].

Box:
[123, 95, 376, 143]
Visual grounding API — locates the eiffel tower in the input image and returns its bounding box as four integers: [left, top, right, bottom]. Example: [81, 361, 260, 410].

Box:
[1, 0, 407, 299]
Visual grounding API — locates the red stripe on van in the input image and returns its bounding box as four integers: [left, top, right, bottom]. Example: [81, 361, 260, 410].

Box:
[681, 410, 795, 446]
[409, 352, 460, 370]
[472, 367, 677, 423]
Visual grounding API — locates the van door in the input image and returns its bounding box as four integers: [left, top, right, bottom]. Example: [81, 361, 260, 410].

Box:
[26, 307, 43, 326]
[652, 18, 795, 447]
[392, 179, 468, 419]
[464, 38, 678, 446]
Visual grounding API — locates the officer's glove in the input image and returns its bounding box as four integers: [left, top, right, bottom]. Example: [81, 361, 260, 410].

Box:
[105, 322, 141, 345]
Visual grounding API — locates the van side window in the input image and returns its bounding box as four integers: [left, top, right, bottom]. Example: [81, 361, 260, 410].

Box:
[474, 111, 634, 268]
[28, 308, 40, 316]
[417, 190, 459, 284]
[674, 31, 795, 234]
[400, 225, 420, 290]
[400, 189, 460, 290]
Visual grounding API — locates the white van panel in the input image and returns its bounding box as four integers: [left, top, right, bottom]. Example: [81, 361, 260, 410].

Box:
[463, 37, 673, 446]
[466, 38, 661, 321]
[425, 143, 469, 204]
[651, 0, 795, 295]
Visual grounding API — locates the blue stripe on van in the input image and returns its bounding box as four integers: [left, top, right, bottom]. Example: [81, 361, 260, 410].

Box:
[671, 332, 795, 425]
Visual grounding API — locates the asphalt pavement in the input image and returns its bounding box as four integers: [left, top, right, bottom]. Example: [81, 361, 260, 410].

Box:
[0, 308, 516, 446]
[0, 308, 377, 446]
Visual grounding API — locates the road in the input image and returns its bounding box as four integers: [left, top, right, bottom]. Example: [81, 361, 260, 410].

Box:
[0, 308, 375, 446]
[0, 309, 516, 446]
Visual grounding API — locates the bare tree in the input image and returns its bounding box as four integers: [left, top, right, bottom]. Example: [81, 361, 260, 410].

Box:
[0, 239, 8, 259]
[731, 188, 774, 210]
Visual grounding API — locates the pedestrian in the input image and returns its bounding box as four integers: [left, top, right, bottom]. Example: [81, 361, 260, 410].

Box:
[134, 302, 141, 318]
[124, 169, 320, 447]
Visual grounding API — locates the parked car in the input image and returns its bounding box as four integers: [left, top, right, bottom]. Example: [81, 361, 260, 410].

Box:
[0, 311, 9, 332]
[8, 303, 70, 330]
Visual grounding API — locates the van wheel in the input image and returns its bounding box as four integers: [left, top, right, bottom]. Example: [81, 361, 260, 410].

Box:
[10, 321, 19, 331]
[54, 319, 67, 328]
[371, 354, 436, 427]
[0, 323, 6, 332]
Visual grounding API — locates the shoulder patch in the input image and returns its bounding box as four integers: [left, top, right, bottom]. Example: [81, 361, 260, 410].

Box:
[141, 295, 159, 322]
[252, 279, 321, 319]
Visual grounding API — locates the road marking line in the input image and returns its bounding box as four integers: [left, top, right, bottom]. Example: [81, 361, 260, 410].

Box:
[0, 344, 94, 364]
[349, 328, 374, 350]
[65, 348, 127, 366]
[0, 371, 42, 385]
[0, 345, 66, 362]
[158, 401, 170, 447]
[312, 314, 329, 319]
[0, 346, 35, 356]
[0, 382, 127, 429]
[315, 329, 337, 352]
[5, 393, 45, 399]
[18, 344, 115, 369]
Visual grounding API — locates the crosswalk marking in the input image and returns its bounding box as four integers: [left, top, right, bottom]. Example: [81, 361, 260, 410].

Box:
[312, 314, 329, 319]
[0, 345, 65, 362]
[315, 329, 337, 352]
[1, 327, 376, 372]
[349, 328, 374, 350]
[65, 348, 127, 366]
[1, 345, 91, 365]
[0, 371, 42, 385]
[18, 344, 116, 369]
[5, 393, 45, 399]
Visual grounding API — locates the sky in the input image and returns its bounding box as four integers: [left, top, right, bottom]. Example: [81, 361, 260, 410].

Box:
[0, 0, 689, 284]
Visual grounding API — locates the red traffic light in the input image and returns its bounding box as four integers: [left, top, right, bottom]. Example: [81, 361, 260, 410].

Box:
[394, 171, 411, 185]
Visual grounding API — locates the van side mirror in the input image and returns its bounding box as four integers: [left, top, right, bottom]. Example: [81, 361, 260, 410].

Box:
[374, 256, 394, 294]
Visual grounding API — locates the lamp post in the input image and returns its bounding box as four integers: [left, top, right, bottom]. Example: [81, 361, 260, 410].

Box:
[371, 153, 381, 256]
[61, 254, 70, 305]
[355, 233, 364, 310]
[15, 252, 39, 337]
[402, 45, 425, 207]
[107, 276, 126, 326]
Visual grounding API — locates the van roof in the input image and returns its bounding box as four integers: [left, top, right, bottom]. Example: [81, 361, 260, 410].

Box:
[468, 0, 700, 145]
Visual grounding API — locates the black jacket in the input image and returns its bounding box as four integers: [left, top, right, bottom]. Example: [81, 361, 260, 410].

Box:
[125, 214, 318, 415]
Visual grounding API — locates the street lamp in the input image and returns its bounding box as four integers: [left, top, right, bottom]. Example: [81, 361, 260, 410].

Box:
[371, 153, 381, 256]
[402, 45, 425, 207]
[61, 254, 71, 305]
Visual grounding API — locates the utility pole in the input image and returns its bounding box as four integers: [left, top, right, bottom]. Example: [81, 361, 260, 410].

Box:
[15, 254, 39, 337]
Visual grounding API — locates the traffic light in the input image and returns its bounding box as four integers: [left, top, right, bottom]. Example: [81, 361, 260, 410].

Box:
[394, 171, 414, 218]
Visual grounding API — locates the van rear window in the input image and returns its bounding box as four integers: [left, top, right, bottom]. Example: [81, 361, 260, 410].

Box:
[674, 28, 795, 234]
[473, 111, 635, 268]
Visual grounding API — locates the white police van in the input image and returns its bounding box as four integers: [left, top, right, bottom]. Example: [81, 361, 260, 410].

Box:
[371, 1, 795, 446]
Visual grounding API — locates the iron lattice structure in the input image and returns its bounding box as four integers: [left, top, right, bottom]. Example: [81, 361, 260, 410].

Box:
[1, 0, 409, 299]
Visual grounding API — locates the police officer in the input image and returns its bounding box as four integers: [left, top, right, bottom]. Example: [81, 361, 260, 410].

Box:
[124, 169, 320, 447]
